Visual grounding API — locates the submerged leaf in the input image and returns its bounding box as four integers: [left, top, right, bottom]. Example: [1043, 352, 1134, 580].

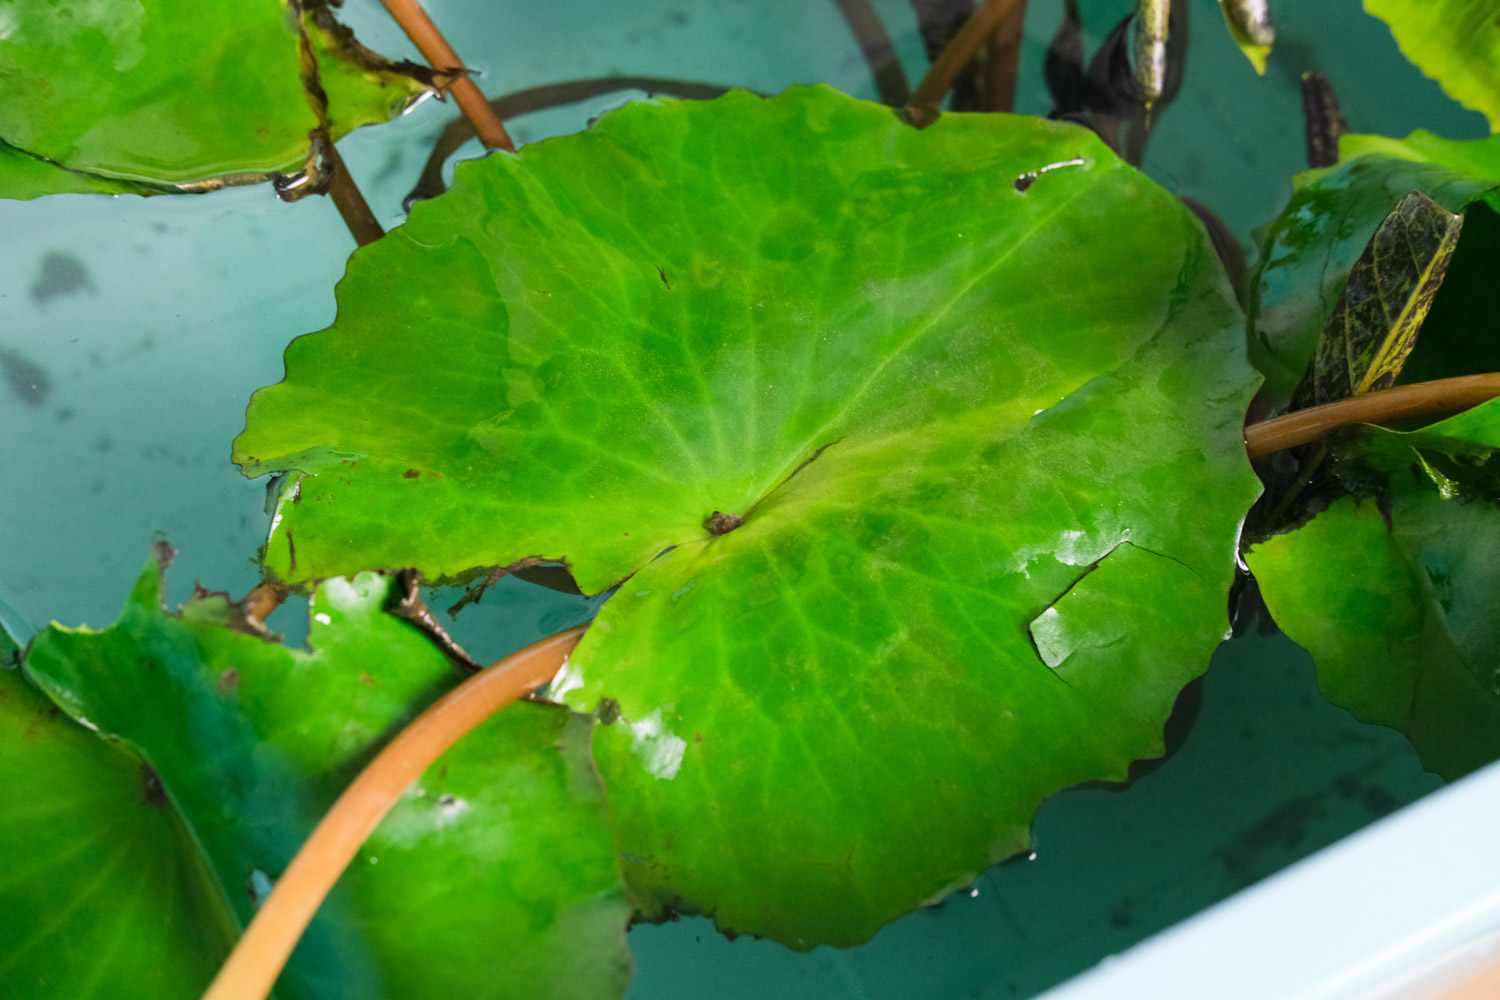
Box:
[0, 0, 428, 198]
[1246, 131, 1500, 407]
[1290, 190, 1463, 408]
[18, 560, 630, 1000]
[1364, 0, 1500, 130]
[237, 88, 1261, 946]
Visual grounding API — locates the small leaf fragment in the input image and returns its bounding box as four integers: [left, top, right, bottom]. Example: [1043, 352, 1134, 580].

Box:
[1217, 0, 1274, 75]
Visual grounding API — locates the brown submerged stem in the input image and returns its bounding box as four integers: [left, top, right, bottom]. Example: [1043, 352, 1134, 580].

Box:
[976, 0, 1027, 112]
[1244, 374, 1500, 459]
[831, 0, 911, 106]
[379, 0, 515, 152]
[199, 625, 588, 1000]
[323, 143, 384, 247]
[908, 0, 1025, 114]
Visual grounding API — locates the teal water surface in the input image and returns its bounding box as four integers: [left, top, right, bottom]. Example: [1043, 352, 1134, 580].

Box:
[0, 1, 1481, 997]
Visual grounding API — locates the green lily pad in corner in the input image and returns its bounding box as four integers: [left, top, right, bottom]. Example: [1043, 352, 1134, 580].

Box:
[0, 0, 430, 199]
[1, 621, 232, 998]
[17, 556, 630, 1000]
[235, 87, 1262, 946]
[1248, 399, 1500, 781]
[1365, 0, 1500, 131]
[1246, 131, 1500, 407]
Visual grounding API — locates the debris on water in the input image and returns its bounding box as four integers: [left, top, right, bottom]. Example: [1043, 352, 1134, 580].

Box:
[29, 251, 93, 305]
[1, 349, 51, 405]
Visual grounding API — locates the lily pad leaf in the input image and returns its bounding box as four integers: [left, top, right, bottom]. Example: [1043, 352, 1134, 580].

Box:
[17, 557, 630, 1000]
[236, 87, 1261, 945]
[0, 665, 233, 998]
[0, 0, 430, 198]
[1290, 190, 1463, 408]
[1364, 0, 1500, 130]
[1246, 131, 1500, 407]
[1249, 399, 1500, 781]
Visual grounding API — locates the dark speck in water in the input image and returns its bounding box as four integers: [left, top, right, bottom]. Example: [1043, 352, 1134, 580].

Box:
[29, 251, 93, 305]
[1, 349, 51, 405]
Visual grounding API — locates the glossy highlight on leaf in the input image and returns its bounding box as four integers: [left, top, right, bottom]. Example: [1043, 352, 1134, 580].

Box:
[0, 0, 429, 198]
[237, 87, 1262, 946]
[1246, 131, 1500, 407]
[1290, 190, 1463, 408]
[17, 558, 630, 1000]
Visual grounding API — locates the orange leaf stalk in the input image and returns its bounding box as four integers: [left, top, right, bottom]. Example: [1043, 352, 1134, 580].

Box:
[1244, 374, 1500, 459]
[200, 625, 587, 1000]
[379, 0, 516, 152]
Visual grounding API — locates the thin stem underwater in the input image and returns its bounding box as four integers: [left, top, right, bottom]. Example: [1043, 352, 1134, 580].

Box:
[908, 0, 1026, 116]
[379, 0, 516, 152]
[199, 625, 588, 1000]
[1244, 373, 1500, 459]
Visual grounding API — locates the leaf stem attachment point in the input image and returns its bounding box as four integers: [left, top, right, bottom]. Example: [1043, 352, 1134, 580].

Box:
[705, 511, 744, 535]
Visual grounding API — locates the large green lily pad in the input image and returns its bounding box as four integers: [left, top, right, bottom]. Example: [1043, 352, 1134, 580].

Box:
[17, 558, 630, 999]
[1246, 131, 1500, 407]
[1249, 400, 1500, 781]
[236, 87, 1261, 945]
[0, 0, 429, 198]
[1365, 0, 1500, 131]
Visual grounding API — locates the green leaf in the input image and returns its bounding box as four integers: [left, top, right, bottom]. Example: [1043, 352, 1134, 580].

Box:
[1249, 398, 1500, 781]
[1364, 0, 1500, 131]
[1246, 131, 1500, 407]
[0, 665, 231, 998]
[236, 87, 1262, 945]
[0, 0, 428, 198]
[1248, 488, 1500, 781]
[18, 558, 630, 1000]
[0, 140, 160, 201]
[1290, 190, 1463, 408]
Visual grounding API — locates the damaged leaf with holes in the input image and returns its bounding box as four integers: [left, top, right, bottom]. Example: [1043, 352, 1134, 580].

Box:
[1249, 398, 1500, 781]
[15, 557, 630, 1000]
[235, 86, 1261, 946]
[0, 0, 432, 198]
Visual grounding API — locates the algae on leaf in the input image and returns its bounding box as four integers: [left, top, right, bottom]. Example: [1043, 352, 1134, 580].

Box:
[0, 0, 431, 199]
[15, 558, 631, 1000]
[1289, 190, 1462, 409]
[1246, 131, 1500, 407]
[237, 87, 1261, 946]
